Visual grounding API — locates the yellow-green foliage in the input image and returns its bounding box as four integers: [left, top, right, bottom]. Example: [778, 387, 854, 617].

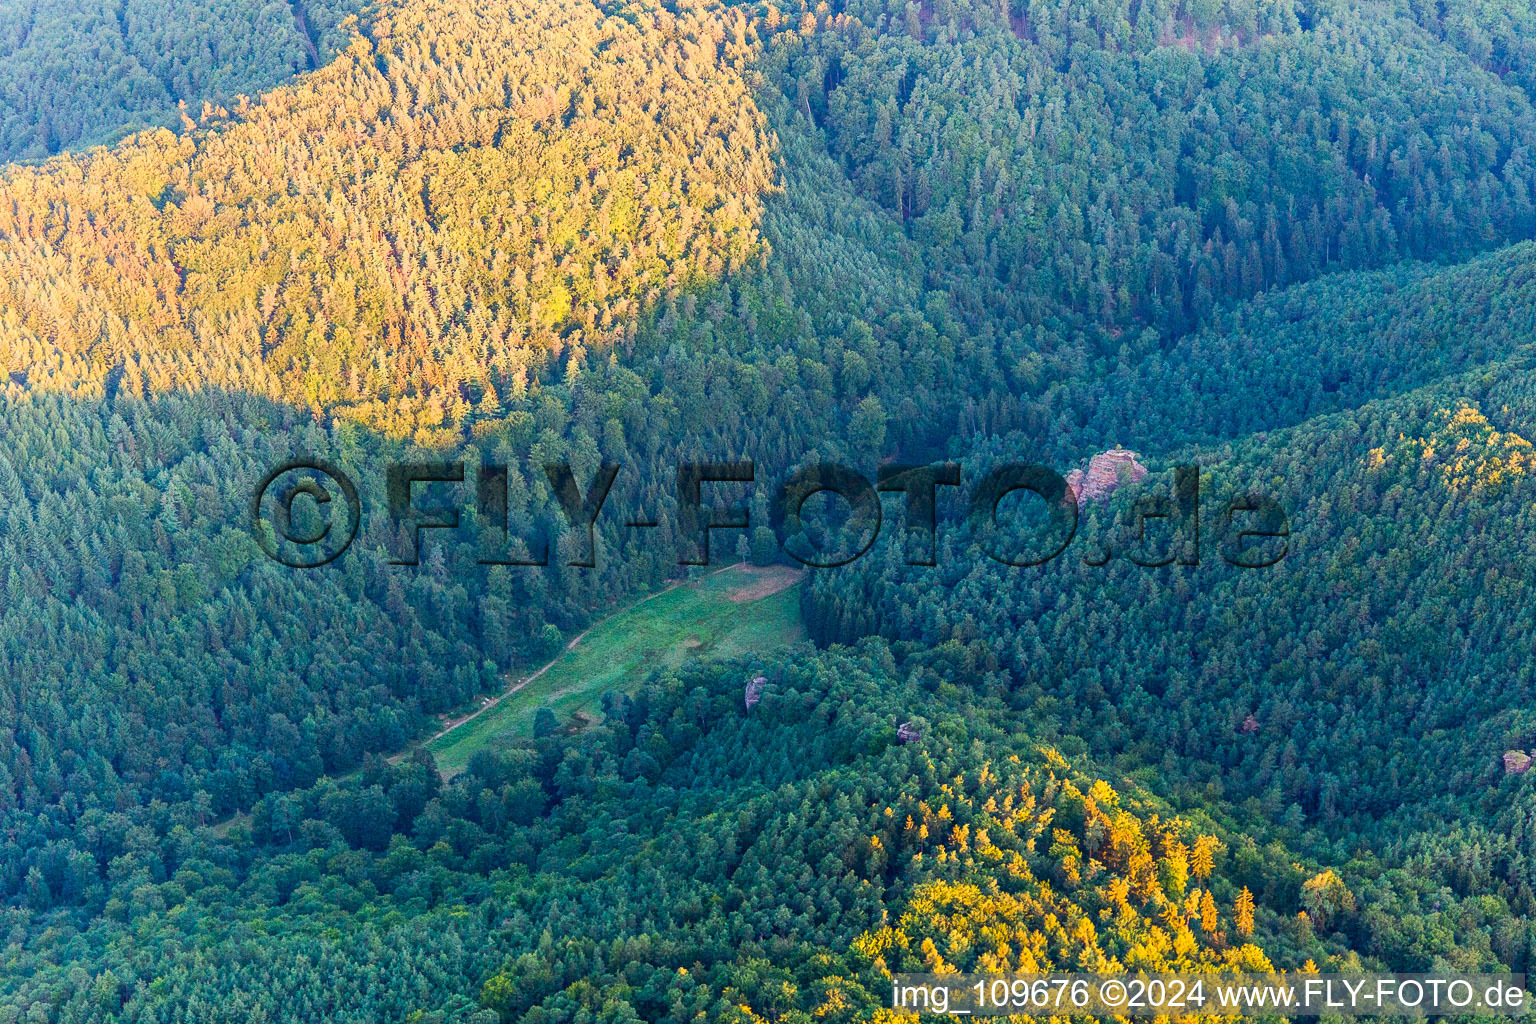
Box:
[1369, 401, 1536, 492]
[852, 753, 1274, 978]
[0, 0, 777, 439]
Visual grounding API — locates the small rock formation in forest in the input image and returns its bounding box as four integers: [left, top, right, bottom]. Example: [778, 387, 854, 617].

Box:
[896, 721, 921, 744]
[1065, 448, 1149, 509]
[1504, 750, 1532, 774]
[1238, 713, 1260, 734]
[744, 675, 767, 710]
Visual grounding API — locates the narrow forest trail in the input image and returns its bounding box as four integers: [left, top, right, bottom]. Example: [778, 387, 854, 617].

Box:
[389, 562, 747, 763]
[289, 0, 321, 69]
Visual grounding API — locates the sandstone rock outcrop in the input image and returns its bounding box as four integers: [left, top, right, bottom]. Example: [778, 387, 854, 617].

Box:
[744, 675, 767, 710]
[1504, 750, 1531, 774]
[896, 722, 920, 744]
[1065, 448, 1149, 509]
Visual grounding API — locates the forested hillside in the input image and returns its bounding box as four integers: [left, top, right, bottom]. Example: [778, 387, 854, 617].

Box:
[811, 356, 1536, 972]
[4, 0, 1536, 1016]
[0, 0, 368, 162]
[0, 643, 1325, 1021]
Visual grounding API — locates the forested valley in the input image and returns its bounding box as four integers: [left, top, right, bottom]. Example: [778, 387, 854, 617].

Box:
[3, 0, 1536, 1017]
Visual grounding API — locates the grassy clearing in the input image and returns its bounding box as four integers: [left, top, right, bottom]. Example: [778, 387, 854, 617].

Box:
[427, 564, 805, 775]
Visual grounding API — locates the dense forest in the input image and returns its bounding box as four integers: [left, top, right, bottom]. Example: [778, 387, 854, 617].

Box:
[4, 0, 1536, 1016]
[0, 0, 369, 162]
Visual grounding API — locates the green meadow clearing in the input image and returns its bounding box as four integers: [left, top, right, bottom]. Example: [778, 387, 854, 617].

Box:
[426, 564, 806, 775]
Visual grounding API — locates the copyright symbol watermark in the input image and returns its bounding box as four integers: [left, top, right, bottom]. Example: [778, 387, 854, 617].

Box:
[249, 460, 361, 568]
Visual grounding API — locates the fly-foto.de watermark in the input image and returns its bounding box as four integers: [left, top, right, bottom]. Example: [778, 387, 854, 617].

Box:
[889, 973, 1528, 1016]
[250, 458, 1290, 570]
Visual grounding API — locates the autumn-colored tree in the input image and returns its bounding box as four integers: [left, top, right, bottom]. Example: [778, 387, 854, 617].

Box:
[1199, 890, 1220, 935]
[1234, 887, 1255, 938]
[1191, 835, 1219, 880]
[1301, 870, 1356, 930]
